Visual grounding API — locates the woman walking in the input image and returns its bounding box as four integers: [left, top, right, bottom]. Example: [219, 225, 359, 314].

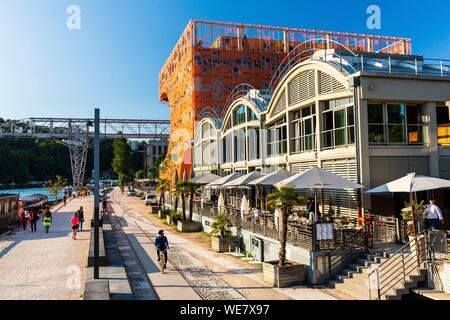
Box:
[29, 209, 39, 232]
[71, 213, 79, 240]
[77, 206, 85, 231]
[42, 208, 52, 234]
[20, 209, 29, 232]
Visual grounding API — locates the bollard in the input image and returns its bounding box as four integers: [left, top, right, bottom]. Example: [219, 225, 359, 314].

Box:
[229, 246, 231, 253]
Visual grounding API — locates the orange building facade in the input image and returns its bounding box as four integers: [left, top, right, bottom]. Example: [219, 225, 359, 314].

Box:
[158, 20, 412, 182]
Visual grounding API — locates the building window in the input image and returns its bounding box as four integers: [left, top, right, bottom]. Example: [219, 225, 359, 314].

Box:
[248, 127, 260, 160]
[322, 99, 355, 149]
[368, 103, 425, 145]
[233, 105, 246, 126]
[437, 105, 450, 146]
[234, 129, 246, 162]
[291, 105, 316, 154]
[247, 108, 258, 121]
[268, 117, 287, 156]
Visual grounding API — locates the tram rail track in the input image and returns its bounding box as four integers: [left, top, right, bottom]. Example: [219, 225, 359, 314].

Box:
[109, 191, 211, 300]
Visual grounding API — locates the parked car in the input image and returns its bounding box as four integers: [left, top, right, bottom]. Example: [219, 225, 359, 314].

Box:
[127, 189, 137, 197]
[145, 194, 158, 206]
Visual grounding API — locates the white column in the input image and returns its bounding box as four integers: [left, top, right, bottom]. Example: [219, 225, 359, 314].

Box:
[425, 102, 439, 177]
[358, 98, 372, 210]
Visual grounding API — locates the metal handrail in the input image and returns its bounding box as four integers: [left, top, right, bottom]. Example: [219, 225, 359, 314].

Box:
[368, 231, 430, 300]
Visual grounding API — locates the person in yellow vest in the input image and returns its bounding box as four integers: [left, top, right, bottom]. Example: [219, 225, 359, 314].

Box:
[42, 208, 52, 234]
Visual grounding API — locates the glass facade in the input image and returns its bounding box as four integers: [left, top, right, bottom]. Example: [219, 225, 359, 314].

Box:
[291, 105, 316, 153]
[268, 117, 288, 156]
[368, 103, 425, 145]
[322, 99, 355, 149]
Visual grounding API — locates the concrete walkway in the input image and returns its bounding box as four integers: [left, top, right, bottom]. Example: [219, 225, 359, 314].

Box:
[0, 196, 93, 300]
[110, 189, 338, 300]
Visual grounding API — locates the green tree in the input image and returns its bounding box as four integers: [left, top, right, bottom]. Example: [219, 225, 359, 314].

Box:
[176, 181, 188, 221]
[171, 185, 181, 213]
[156, 178, 170, 209]
[44, 175, 67, 203]
[210, 213, 233, 238]
[267, 187, 304, 267]
[112, 138, 132, 192]
[135, 170, 144, 180]
[185, 181, 201, 222]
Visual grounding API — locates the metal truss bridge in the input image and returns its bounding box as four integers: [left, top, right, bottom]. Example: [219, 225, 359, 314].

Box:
[0, 117, 170, 191]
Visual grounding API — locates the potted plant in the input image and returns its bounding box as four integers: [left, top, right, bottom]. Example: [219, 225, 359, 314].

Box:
[263, 187, 306, 288]
[158, 209, 171, 219]
[167, 211, 182, 226]
[210, 213, 240, 253]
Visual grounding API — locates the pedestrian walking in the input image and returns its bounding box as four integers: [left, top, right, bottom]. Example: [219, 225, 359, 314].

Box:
[424, 199, 444, 230]
[42, 208, 52, 234]
[29, 209, 39, 232]
[102, 197, 108, 214]
[63, 195, 67, 206]
[20, 209, 29, 232]
[71, 213, 79, 240]
[76, 206, 85, 231]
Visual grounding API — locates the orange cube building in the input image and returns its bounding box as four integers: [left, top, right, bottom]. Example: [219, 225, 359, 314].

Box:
[158, 20, 411, 182]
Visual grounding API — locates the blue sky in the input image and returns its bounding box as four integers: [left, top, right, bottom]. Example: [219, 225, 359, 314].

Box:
[0, 0, 449, 120]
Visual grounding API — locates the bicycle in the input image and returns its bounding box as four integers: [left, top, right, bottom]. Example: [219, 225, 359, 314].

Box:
[159, 249, 168, 274]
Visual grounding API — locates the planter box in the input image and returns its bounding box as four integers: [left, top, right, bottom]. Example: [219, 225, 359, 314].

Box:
[263, 261, 305, 288]
[211, 236, 241, 253]
[177, 220, 202, 233]
[166, 215, 181, 226]
[158, 210, 169, 219]
[150, 206, 158, 214]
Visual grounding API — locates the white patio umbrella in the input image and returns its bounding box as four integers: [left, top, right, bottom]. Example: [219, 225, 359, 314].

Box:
[240, 194, 250, 219]
[218, 192, 225, 214]
[276, 166, 364, 190]
[366, 173, 450, 194]
[366, 173, 450, 236]
[206, 172, 242, 189]
[275, 166, 364, 222]
[248, 169, 295, 186]
[222, 171, 266, 188]
[191, 173, 221, 185]
[248, 169, 295, 212]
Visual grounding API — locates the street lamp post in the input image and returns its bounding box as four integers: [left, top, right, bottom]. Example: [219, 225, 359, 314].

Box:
[94, 108, 100, 279]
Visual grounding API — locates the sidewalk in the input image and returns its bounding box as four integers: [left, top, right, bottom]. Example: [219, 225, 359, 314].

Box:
[0, 196, 93, 300]
[111, 189, 338, 300]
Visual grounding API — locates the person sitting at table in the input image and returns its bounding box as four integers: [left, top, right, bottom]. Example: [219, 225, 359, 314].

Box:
[254, 207, 262, 220]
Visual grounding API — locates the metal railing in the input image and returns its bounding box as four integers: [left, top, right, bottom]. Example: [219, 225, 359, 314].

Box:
[368, 232, 430, 300]
[365, 214, 400, 245]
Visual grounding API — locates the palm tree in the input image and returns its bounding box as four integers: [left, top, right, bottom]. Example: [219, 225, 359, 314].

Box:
[186, 181, 202, 222]
[156, 179, 170, 209]
[172, 185, 181, 213]
[44, 175, 67, 203]
[267, 187, 304, 267]
[176, 181, 188, 221]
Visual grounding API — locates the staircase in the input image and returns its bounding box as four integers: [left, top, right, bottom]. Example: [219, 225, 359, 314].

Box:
[329, 235, 430, 300]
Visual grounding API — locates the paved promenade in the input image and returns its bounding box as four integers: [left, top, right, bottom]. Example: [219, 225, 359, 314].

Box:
[110, 189, 337, 300]
[0, 196, 93, 300]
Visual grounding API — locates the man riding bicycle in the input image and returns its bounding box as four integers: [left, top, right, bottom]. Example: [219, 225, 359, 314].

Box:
[155, 230, 169, 269]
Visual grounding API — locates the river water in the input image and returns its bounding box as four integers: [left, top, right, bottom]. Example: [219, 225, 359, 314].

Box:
[0, 187, 65, 201]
